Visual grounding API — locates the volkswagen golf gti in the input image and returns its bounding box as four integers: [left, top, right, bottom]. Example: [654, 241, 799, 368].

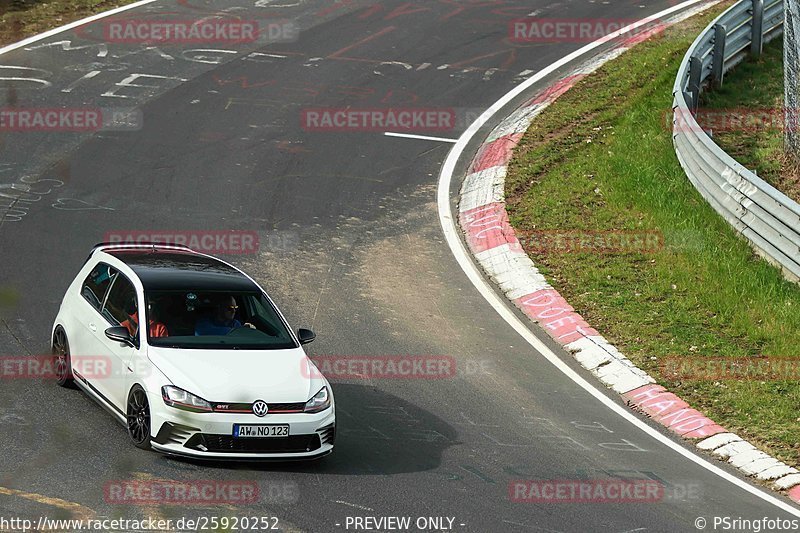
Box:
[50, 242, 335, 460]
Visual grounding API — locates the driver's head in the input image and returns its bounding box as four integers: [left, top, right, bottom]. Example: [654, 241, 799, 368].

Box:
[218, 296, 238, 321]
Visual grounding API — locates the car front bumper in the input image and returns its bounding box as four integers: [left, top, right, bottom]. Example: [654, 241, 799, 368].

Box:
[149, 394, 335, 460]
[150, 441, 334, 461]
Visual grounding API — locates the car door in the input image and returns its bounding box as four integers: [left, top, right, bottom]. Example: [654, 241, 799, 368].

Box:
[74, 263, 118, 402]
[98, 271, 141, 411]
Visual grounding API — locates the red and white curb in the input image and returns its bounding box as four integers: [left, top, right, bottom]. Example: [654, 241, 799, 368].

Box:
[456, 10, 800, 504]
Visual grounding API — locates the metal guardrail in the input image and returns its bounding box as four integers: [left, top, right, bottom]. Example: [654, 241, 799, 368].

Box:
[672, 0, 800, 282]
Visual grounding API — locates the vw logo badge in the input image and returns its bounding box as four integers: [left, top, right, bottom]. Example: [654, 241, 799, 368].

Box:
[252, 400, 269, 417]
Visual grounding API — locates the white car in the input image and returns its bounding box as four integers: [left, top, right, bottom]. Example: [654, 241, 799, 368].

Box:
[51, 242, 335, 460]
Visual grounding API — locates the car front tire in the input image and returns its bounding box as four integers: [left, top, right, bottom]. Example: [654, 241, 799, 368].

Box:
[127, 385, 152, 450]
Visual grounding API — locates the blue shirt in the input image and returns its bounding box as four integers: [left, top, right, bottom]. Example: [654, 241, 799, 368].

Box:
[195, 317, 242, 336]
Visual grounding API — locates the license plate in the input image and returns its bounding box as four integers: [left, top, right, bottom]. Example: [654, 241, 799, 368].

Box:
[233, 424, 289, 438]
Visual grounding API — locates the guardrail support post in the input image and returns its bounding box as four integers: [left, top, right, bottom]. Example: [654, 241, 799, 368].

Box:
[688, 55, 703, 111]
[712, 24, 727, 88]
[682, 91, 695, 117]
[751, 0, 764, 57]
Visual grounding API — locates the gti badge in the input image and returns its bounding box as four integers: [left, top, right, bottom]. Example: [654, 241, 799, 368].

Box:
[252, 400, 269, 417]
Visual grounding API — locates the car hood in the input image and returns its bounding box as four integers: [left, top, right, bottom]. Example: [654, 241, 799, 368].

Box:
[147, 346, 319, 403]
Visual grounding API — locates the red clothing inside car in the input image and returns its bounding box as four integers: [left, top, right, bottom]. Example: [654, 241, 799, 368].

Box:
[121, 311, 168, 338]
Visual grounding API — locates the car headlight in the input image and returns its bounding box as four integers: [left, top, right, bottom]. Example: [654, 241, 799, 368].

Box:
[162, 386, 213, 413]
[304, 386, 330, 413]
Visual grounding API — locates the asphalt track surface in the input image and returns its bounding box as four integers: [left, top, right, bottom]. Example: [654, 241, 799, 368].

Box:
[0, 1, 798, 532]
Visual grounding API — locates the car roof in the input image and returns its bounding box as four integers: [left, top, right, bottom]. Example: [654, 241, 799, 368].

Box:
[102, 248, 259, 292]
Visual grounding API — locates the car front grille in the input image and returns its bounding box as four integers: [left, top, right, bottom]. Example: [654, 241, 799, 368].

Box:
[210, 402, 307, 414]
[268, 402, 306, 413]
[184, 433, 322, 454]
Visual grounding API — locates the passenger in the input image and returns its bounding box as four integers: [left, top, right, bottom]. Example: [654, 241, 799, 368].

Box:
[121, 300, 169, 338]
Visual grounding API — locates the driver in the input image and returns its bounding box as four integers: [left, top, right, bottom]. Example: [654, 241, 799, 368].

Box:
[195, 296, 255, 336]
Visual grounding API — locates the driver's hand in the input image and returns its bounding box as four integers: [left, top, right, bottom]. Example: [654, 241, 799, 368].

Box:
[244, 322, 256, 329]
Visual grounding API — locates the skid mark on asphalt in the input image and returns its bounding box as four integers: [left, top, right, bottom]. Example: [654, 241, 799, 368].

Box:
[225, 97, 285, 110]
[0, 486, 95, 520]
[328, 26, 396, 59]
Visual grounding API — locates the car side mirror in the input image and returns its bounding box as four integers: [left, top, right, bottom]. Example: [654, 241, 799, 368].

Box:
[298, 328, 316, 345]
[105, 326, 136, 347]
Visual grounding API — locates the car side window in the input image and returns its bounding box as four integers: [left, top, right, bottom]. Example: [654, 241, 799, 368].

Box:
[81, 263, 117, 312]
[248, 294, 284, 337]
[103, 274, 138, 330]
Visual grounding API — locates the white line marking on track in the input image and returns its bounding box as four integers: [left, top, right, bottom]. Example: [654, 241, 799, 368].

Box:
[385, 132, 458, 143]
[62, 70, 101, 93]
[436, 0, 800, 517]
[334, 500, 374, 511]
[0, 0, 158, 57]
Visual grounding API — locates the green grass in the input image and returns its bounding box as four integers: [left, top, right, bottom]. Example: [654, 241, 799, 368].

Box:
[0, 0, 138, 46]
[505, 3, 800, 466]
[701, 37, 800, 201]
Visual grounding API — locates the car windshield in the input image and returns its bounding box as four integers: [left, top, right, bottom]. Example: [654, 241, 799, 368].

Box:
[144, 290, 297, 350]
